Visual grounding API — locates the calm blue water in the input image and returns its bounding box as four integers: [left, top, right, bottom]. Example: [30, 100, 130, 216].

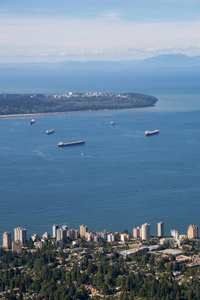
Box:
[0, 69, 200, 240]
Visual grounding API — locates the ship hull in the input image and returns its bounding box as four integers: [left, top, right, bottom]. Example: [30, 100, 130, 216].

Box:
[145, 130, 159, 136]
[57, 141, 85, 147]
[46, 129, 54, 135]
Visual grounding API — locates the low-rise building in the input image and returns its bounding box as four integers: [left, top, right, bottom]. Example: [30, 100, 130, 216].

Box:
[120, 233, 130, 242]
[171, 229, 179, 239]
[12, 240, 22, 253]
[42, 232, 51, 240]
[93, 235, 102, 243]
[85, 232, 94, 242]
[31, 234, 40, 242]
[34, 241, 45, 249]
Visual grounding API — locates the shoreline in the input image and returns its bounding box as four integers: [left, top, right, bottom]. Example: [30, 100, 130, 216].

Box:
[0, 104, 157, 120]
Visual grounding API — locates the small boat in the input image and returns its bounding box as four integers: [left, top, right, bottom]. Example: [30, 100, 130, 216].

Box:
[29, 119, 35, 125]
[46, 129, 54, 135]
[110, 121, 115, 125]
[145, 130, 159, 136]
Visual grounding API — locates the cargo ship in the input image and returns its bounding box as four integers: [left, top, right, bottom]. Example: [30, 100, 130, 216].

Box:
[57, 140, 85, 147]
[145, 130, 159, 136]
[29, 119, 35, 125]
[46, 129, 54, 135]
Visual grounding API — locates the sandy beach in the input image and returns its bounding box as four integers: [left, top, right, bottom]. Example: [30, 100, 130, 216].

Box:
[0, 111, 80, 120]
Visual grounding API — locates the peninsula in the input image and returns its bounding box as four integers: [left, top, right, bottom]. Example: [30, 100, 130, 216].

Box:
[0, 93, 158, 116]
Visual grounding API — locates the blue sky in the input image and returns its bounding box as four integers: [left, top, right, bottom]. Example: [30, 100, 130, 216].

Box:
[0, 0, 200, 62]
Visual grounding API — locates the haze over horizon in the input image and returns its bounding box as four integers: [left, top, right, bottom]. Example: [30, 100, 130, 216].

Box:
[1, 0, 200, 63]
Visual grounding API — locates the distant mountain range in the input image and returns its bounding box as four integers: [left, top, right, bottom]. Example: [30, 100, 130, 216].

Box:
[1, 54, 200, 71]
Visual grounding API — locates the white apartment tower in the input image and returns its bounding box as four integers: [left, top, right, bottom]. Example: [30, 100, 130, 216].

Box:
[107, 233, 116, 242]
[141, 223, 150, 240]
[53, 224, 59, 238]
[14, 227, 27, 245]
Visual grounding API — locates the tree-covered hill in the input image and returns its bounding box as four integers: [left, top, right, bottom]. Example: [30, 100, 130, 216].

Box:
[0, 93, 158, 115]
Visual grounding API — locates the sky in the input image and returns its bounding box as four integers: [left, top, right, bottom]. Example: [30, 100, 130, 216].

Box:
[0, 0, 200, 63]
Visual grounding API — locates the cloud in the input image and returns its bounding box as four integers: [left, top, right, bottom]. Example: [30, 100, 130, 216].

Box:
[100, 12, 121, 21]
[0, 16, 200, 61]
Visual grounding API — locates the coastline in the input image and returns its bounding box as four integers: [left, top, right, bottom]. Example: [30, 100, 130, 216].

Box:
[0, 104, 157, 120]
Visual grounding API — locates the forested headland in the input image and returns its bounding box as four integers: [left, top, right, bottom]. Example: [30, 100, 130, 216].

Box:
[0, 93, 158, 116]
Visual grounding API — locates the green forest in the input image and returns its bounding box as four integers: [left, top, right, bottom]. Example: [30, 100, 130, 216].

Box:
[0, 238, 200, 300]
[0, 93, 158, 115]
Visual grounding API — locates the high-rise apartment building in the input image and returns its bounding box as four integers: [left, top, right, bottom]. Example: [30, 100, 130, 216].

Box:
[67, 229, 79, 240]
[133, 227, 142, 238]
[3, 232, 12, 249]
[80, 225, 88, 237]
[14, 227, 26, 245]
[141, 223, 150, 240]
[56, 228, 67, 241]
[157, 222, 164, 238]
[107, 233, 116, 242]
[53, 224, 59, 238]
[187, 224, 198, 239]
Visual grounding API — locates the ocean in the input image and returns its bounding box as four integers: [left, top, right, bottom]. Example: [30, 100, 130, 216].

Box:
[0, 68, 200, 239]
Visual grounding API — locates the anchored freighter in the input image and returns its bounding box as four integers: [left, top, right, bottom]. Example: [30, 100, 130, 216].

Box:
[57, 141, 85, 147]
[145, 130, 159, 136]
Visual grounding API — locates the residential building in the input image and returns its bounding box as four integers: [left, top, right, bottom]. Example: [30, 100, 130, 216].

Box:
[3, 232, 12, 249]
[62, 225, 68, 231]
[179, 234, 187, 239]
[187, 224, 198, 239]
[160, 238, 183, 246]
[100, 230, 110, 240]
[14, 227, 26, 245]
[120, 233, 130, 242]
[107, 233, 116, 242]
[34, 241, 45, 249]
[56, 228, 67, 241]
[171, 229, 179, 239]
[94, 235, 102, 243]
[42, 232, 51, 240]
[80, 225, 88, 237]
[12, 240, 22, 253]
[52, 224, 59, 238]
[85, 232, 94, 242]
[31, 234, 40, 242]
[67, 229, 79, 240]
[133, 227, 142, 238]
[157, 222, 164, 237]
[141, 223, 150, 240]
